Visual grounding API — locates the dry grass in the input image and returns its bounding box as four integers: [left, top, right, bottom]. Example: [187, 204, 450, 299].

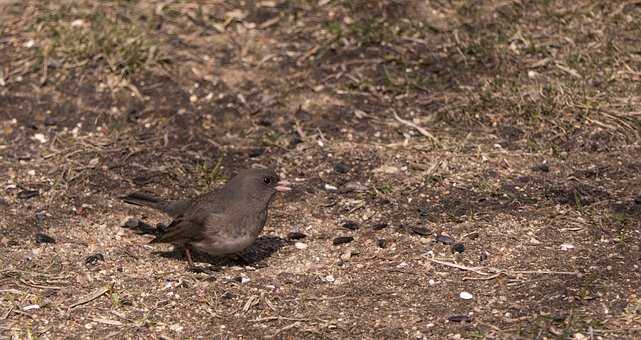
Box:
[1, 0, 641, 338]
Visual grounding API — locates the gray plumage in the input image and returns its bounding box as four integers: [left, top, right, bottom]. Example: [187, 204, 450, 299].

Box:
[121, 168, 290, 265]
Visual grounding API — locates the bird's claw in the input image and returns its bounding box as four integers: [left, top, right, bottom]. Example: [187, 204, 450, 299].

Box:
[187, 265, 217, 276]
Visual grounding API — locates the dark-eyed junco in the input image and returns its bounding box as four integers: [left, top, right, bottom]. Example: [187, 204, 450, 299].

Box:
[122, 168, 290, 268]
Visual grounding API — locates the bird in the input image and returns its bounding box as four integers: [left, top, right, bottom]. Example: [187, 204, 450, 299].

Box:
[121, 168, 291, 269]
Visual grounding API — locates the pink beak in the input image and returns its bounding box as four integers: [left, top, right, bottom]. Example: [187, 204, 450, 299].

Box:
[275, 180, 292, 192]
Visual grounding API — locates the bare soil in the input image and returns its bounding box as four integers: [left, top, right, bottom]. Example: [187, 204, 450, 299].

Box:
[1, 1, 641, 339]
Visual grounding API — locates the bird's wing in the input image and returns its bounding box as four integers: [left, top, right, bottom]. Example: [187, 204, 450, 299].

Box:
[150, 211, 218, 243]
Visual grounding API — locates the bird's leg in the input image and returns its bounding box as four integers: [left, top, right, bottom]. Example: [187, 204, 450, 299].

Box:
[184, 246, 195, 267]
[184, 246, 217, 275]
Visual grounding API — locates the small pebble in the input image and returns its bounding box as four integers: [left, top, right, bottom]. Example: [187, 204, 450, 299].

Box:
[289, 136, 303, 147]
[35, 211, 46, 226]
[459, 291, 473, 300]
[410, 226, 430, 236]
[436, 234, 456, 245]
[133, 176, 152, 185]
[17, 190, 39, 200]
[31, 133, 47, 143]
[44, 117, 57, 126]
[247, 147, 265, 158]
[448, 315, 472, 322]
[85, 253, 105, 265]
[324, 184, 338, 191]
[340, 181, 367, 193]
[294, 242, 308, 250]
[332, 236, 353, 246]
[287, 232, 307, 240]
[451, 243, 465, 253]
[531, 163, 550, 172]
[341, 221, 359, 230]
[480, 252, 488, 262]
[560, 244, 575, 251]
[35, 233, 55, 244]
[573, 333, 587, 340]
[466, 232, 479, 240]
[257, 118, 272, 126]
[334, 162, 351, 174]
[340, 251, 352, 261]
[372, 223, 389, 230]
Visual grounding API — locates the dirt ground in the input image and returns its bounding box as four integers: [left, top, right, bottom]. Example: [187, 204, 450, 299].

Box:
[1, 1, 641, 339]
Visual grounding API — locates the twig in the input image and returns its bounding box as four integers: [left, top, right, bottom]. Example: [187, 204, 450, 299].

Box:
[242, 295, 259, 314]
[510, 270, 579, 276]
[91, 317, 123, 326]
[427, 258, 579, 279]
[294, 120, 307, 140]
[2, 306, 13, 320]
[347, 203, 364, 214]
[296, 45, 320, 66]
[463, 273, 503, 281]
[0, 289, 26, 295]
[251, 316, 330, 324]
[271, 322, 301, 337]
[590, 328, 641, 333]
[40, 45, 49, 86]
[392, 111, 438, 143]
[427, 258, 492, 276]
[67, 284, 112, 311]
[282, 294, 349, 302]
[19, 279, 62, 290]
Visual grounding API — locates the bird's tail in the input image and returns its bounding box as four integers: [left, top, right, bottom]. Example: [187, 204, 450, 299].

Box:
[121, 192, 164, 209]
[121, 192, 188, 217]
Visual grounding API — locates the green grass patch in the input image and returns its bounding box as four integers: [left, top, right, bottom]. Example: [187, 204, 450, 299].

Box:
[31, 1, 166, 77]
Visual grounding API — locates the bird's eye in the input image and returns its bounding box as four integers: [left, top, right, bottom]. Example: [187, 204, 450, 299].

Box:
[263, 176, 272, 184]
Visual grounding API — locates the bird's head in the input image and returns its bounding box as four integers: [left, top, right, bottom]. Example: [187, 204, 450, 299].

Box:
[225, 168, 291, 204]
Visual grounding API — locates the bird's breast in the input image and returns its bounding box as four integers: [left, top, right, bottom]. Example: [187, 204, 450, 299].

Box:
[193, 209, 268, 256]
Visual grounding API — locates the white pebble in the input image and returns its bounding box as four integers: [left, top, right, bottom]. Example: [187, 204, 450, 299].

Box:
[169, 323, 183, 332]
[560, 244, 575, 251]
[31, 133, 48, 143]
[294, 242, 308, 250]
[324, 183, 337, 191]
[459, 291, 473, 300]
[71, 19, 85, 27]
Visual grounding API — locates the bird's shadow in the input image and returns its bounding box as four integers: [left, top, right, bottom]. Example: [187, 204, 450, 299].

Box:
[152, 235, 289, 268]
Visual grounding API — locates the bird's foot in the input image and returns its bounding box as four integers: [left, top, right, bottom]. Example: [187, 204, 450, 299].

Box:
[186, 265, 218, 276]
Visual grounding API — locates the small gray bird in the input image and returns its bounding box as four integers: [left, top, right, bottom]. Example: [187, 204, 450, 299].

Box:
[122, 168, 291, 268]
